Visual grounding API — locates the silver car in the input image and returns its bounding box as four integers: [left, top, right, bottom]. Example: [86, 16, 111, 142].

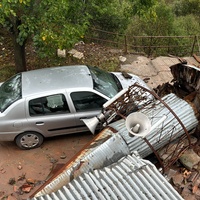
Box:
[0, 65, 150, 149]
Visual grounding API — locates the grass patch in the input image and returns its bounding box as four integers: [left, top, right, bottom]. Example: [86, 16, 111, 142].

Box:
[0, 65, 16, 82]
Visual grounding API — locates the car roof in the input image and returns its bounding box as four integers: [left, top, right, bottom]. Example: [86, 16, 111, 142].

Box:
[21, 65, 93, 97]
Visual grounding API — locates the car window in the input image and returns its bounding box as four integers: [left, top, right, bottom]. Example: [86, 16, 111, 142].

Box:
[88, 66, 122, 98]
[0, 73, 22, 112]
[29, 94, 69, 116]
[71, 92, 107, 112]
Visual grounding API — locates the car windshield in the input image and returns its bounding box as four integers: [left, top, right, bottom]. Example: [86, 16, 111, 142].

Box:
[0, 73, 22, 112]
[88, 66, 122, 98]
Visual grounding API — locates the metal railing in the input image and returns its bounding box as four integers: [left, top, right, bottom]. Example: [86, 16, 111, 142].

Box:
[85, 28, 200, 57]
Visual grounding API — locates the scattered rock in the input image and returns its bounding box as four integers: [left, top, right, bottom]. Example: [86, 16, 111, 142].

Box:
[49, 157, 58, 164]
[143, 77, 150, 83]
[166, 168, 177, 181]
[17, 173, 26, 181]
[17, 165, 22, 170]
[8, 178, 16, 185]
[13, 185, 19, 193]
[57, 49, 66, 58]
[181, 186, 196, 200]
[0, 167, 6, 174]
[172, 173, 184, 186]
[26, 178, 36, 184]
[68, 49, 84, 59]
[119, 56, 126, 62]
[179, 149, 200, 171]
[20, 183, 33, 193]
[6, 194, 18, 200]
[188, 171, 199, 182]
[60, 152, 67, 159]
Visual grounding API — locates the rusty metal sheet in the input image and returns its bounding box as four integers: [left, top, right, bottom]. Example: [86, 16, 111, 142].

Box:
[31, 128, 129, 197]
[30, 153, 183, 200]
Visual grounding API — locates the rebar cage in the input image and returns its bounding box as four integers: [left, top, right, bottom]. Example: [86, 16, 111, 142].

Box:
[102, 83, 194, 173]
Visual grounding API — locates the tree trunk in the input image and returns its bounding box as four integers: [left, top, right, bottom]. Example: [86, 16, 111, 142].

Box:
[9, 17, 27, 73]
[12, 36, 27, 73]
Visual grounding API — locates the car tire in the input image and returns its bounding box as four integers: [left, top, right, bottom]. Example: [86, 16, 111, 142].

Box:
[15, 132, 44, 150]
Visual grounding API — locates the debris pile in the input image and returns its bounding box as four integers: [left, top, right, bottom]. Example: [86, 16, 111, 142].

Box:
[153, 60, 200, 199]
[154, 62, 200, 137]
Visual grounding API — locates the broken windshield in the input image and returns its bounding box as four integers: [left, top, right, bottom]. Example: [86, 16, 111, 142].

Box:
[88, 66, 122, 98]
[0, 74, 22, 112]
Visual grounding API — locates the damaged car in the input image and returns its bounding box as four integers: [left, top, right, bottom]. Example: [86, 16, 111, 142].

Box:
[0, 65, 151, 149]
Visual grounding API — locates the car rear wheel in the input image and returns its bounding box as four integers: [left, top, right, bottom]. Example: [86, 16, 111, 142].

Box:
[15, 132, 44, 150]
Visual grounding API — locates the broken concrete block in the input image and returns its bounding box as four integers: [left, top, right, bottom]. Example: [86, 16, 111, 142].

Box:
[68, 49, 78, 55]
[57, 49, 66, 58]
[119, 56, 126, 62]
[179, 148, 200, 171]
[172, 173, 184, 186]
[73, 51, 84, 59]
[68, 49, 84, 59]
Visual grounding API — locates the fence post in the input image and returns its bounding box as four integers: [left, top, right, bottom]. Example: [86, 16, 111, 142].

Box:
[124, 35, 127, 54]
[197, 36, 200, 53]
[148, 36, 153, 57]
[191, 35, 197, 55]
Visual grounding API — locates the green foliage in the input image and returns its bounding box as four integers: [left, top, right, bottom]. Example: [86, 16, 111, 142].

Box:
[0, 0, 89, 58]
[128, 0, 158, 19]
[124, 0, 200, 56]
[172, 0, 200, 18]
[32, 0, 89, 56]
[172, 14, 200, 36]
[0, 0, 35, 44]
[0, 0, 131, 60]
[125, 1, 180, 55]
[0, 0, 199, 70]
[126, 1, 174, 36]
[82, 0, 130, 33]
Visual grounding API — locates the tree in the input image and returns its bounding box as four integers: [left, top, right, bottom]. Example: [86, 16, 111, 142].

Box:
[0, 0, 88, 72]
[128, 0, 158, 18]
[0, 0, 160, 73]
[125, 1, 175, 55]
[173, 0, 200, 19]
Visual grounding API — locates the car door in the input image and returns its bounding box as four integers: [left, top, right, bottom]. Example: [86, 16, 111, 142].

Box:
[69, 91, 108, 132]
[26, 93, 78, 137]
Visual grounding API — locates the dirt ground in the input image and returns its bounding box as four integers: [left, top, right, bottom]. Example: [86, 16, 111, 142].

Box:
[0, 132, 94, 200]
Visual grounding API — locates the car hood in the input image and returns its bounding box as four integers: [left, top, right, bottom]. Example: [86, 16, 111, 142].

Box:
[111, 72, 150, 90]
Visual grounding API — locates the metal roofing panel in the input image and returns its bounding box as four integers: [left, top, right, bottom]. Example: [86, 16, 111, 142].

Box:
[109, 93, 198, 158]
[30, 153, 183, 200]
[33, 128, 129, 197]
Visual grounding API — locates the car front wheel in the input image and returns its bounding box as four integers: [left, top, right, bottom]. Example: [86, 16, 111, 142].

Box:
[15, 132, 44, 150]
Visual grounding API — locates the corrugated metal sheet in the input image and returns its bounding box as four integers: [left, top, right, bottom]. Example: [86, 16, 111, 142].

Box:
[33, 128, 129, 197]
[30, 153, 183, 200]
[109, 93, 198, 158]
